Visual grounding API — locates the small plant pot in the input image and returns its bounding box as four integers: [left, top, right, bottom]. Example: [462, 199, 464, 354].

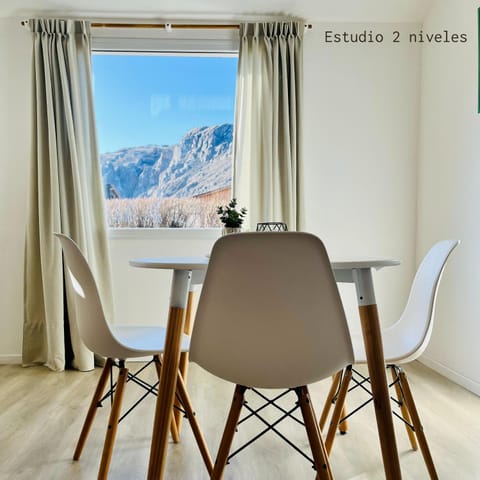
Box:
[222, 227, 242, 236]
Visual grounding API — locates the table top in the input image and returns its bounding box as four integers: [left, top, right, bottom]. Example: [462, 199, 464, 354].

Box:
[129, 256, 400, 271]
[331, 258, 400, 270]
[130, 256, 209, 270]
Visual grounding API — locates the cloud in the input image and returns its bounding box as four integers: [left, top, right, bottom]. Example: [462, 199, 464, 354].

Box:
[178, 94, 233, 111]
[151, 94, 171, 116]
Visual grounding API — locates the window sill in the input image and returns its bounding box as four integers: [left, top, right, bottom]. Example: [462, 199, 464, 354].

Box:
[107, 227, 221, 241]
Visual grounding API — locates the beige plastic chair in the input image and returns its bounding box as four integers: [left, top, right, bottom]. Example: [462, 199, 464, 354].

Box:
[55, 233, 213, 479]
[189, 232, 354, 479]
[320, 239, 459, 480]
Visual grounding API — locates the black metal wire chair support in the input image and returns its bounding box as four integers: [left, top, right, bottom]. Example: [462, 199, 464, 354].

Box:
[226, 388, 315, 469]
[96, 357, 187, 424]
[333, 365, 415, 431]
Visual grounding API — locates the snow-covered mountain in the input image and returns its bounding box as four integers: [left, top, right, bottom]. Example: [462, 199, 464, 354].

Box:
[100, 123, 233, 199]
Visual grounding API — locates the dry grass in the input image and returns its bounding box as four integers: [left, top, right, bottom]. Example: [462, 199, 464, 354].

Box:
[106, 190, 231, 228]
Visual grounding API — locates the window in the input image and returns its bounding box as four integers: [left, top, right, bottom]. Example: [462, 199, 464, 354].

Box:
[91, 27, 239, 228]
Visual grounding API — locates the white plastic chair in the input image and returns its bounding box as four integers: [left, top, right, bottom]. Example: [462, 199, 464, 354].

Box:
[320, 239, 459, 480]
[189, 232, 355, 479]
[55, 234, 213, 479]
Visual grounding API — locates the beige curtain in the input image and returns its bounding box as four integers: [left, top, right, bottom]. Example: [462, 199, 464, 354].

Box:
[233, 21, 304, 231]
[23, 19, 114, 371]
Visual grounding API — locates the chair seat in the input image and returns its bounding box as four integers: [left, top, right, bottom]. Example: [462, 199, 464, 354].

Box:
[111, 325, 190, 357]
[350, 321, 425, 366]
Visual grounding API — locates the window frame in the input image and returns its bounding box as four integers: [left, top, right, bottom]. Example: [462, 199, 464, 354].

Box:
[91, 26, 239, 237]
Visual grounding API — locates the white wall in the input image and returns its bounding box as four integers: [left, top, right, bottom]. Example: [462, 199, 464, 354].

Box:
[303, 23, 421, 330]
[0, 19, 421, 370]
[417, 1, 480, 394]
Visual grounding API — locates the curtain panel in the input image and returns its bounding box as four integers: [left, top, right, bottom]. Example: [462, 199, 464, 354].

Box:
[23, 19, 114, 371]
[233, 21, 304, 231]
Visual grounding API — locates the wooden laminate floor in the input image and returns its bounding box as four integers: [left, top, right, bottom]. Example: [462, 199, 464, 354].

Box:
[0, 361, 478, 479]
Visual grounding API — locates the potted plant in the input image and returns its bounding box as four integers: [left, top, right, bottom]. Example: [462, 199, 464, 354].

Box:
[216, 198, 247, 235]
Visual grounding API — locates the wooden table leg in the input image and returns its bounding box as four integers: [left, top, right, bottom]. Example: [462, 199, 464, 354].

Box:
[148, 270, 191, 480]
[359, 303, 402, 479]
[353, 267, 402, 480]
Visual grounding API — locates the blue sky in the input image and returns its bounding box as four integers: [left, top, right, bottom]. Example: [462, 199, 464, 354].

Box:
[92, 54, 238, 154]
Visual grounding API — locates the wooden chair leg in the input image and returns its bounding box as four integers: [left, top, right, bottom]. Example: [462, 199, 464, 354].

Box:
[325, 366, 353, 454]
[339, 405, 348, 434]
[73, 358, 114, 461]
[211, 385, 247, 480]
[175, 371, 213, 474]
[98, 363, 128, 480]
[390, 366, 418, 451]
[398, 370, 439, 480]
[169, 408, 180, 444]
[319, 371, 342, 431]
[296, 385, 334, 480]
[153, 355, 180, 443]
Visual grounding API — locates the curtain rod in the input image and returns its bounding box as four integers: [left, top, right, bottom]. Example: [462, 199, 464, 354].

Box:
[91, 22, 313, 30]
[91, 22, 239, 30]
[20, 20, 237, 29]
[21, 20, 313, 31]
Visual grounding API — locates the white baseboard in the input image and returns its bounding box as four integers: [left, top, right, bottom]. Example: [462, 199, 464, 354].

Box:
[0, 355, 154, 366]
[0, 354, 22, 365]
[420, 356, 480, 396]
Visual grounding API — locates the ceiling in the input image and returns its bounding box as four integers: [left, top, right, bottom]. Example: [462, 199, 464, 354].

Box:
[1, 0, 434, 23]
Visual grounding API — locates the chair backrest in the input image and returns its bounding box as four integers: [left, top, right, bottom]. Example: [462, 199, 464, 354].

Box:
[189, 232, 354, 389]
[55, 233, 122, 358]
[390, 239, 459, 363]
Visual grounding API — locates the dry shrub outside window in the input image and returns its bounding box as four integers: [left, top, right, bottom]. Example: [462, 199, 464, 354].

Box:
[105, 188, 231, 228]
